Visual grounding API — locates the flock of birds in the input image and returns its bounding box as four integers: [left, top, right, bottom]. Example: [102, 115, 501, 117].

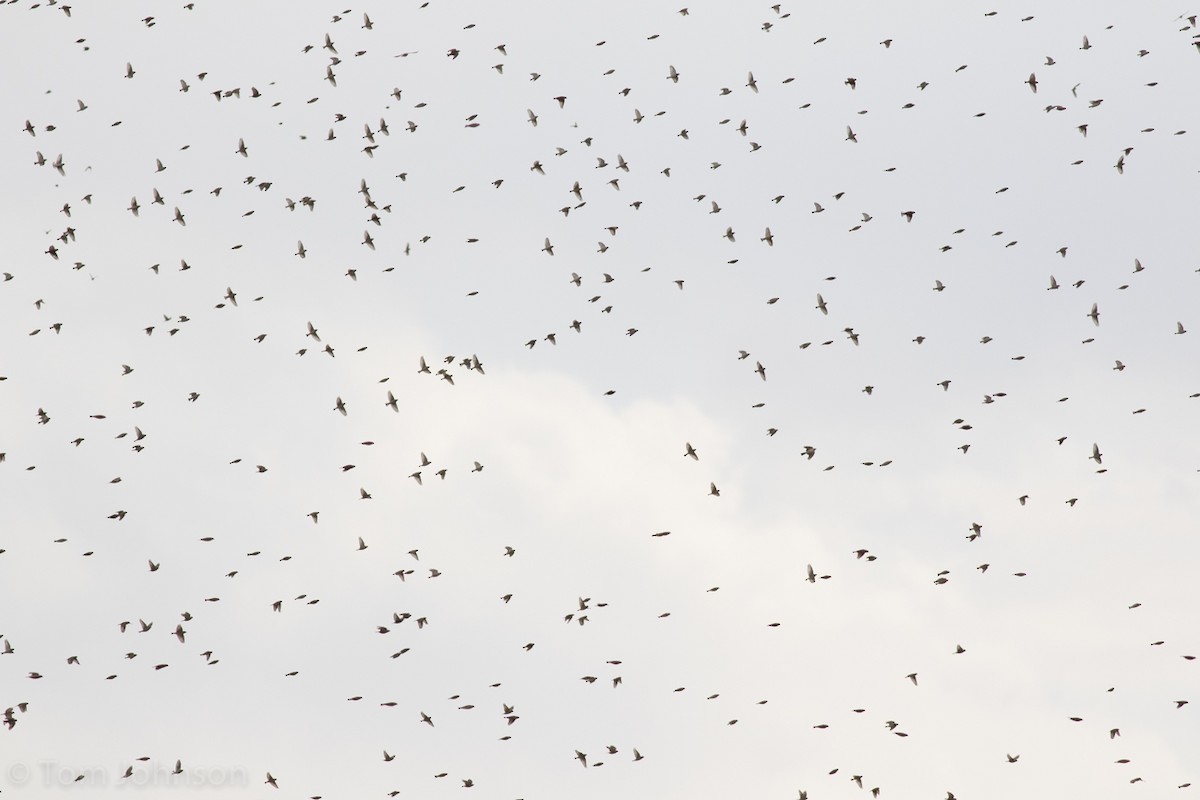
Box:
[2, 1, 1198, 798]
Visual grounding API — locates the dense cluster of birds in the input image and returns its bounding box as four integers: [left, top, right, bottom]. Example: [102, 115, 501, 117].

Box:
[2, 1, 1198, 798]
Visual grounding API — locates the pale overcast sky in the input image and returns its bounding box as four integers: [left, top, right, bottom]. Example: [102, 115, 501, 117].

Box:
[2, 1, 1198, 798]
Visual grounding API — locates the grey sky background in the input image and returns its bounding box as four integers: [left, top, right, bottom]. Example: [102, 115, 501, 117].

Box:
[1, 1, 1198, 798]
